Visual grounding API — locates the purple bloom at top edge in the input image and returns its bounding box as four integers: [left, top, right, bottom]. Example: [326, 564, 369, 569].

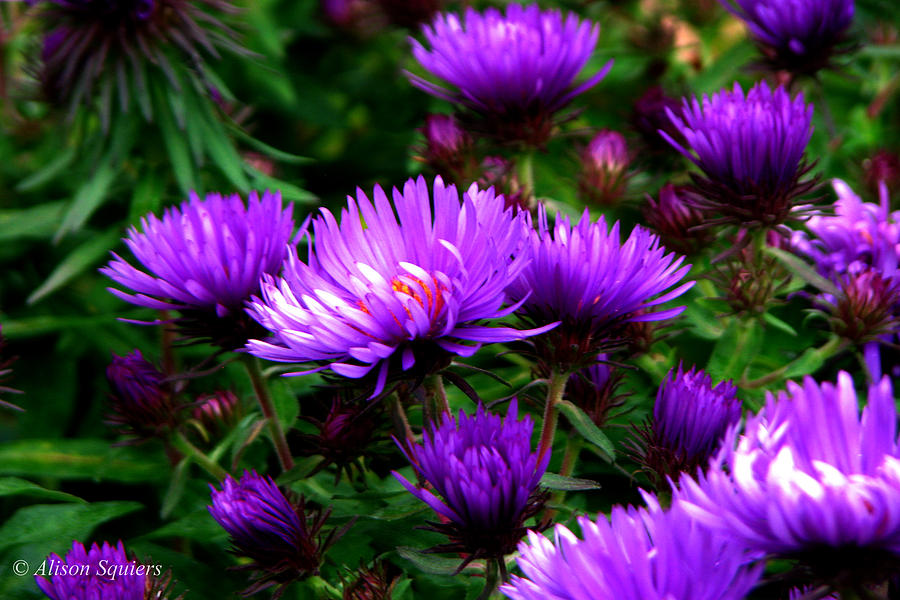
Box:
[392, 399, 549, 559]
[719, 0, 855, 76]
[501, 493, 762, 600]
[35, 540, 145, 600]
[675, 371, 900, 578]
[245, 175, 551, 396]
[407, 4, 612, 145]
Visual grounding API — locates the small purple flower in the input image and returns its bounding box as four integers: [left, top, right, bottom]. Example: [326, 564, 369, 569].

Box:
[408, 4, 613, 145]
[509, 206, 693, 372]
[106, 349, 179, 438]
[392, 399, 549, 563]
[192, 390, 242, 439]
[719, 0, 855, 77]
[37, 0, 245, 124]
[102, 190, 297, 349]
[629, 364, 741, 487]
[643, 184, 711, 256]
[663, 81, 816, 227]
[246, 176, 546, 396]
[501, 495, 763, 600]
[578, 130, 632, 206]
[297, 397, 383, 481]
[209, 471, 340, 596]
[35, 540, 146, 600]
[676, 372, 900, 587]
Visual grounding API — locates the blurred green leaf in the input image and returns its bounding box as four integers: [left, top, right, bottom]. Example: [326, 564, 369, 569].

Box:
[0, 202, 66, 242]
[0, 501, 142, 553]
[53, 161, 117, 242]
[27, 230, 120, 305]
[15, 147, 77, 192]
[397, 547, 468, 576]
[0, 439, 169, 483]
[0, 477, 85, 503]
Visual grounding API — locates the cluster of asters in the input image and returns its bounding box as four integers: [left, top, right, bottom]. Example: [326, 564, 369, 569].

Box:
[35, 0, 900, 598]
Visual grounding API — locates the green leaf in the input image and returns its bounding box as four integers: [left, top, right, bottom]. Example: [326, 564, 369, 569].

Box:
[229, 125, 313, 165]
[15, 146, 77, 191]
[129, 174, 167, 221]
[53, 161, 118, 242]
[765, 247, 840, 297]
[706, 318, 764, 382]
[154, 83, 197, 195]
[0, 202, 66, 242]
[247, 168, 318, 203]
[557, 400, 615, 462]
[396, 546, 473, 576]
[270, 377, 300, 430]
[160, 457, 190, 519]
[763, 312, 798, 337]
[0, 439, 169, 483]
[783, 346, 828, 380]
[540, 472, 602, 491]
[141, 510, 228, 543]
[0, 477, 85, 503]
[0, 501, 142, 553]
[27, 230, 120, 305]
[196, 100, 250, 191]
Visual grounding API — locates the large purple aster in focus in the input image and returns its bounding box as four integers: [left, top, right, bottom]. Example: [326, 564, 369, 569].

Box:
[720, 0, 855, 77]
[102, 190, 297, 349]
[35, 540, 147, 600]
[501, 495, 762, 600]
[663, 81, 816, 227]
[676, 372, 900, 589]
[246, 176, 545, 396]
[508, 206, 693, 372]
[209, 470, 339, 597]
[408, 4, 613, 146]
[392, 399, 549, 566]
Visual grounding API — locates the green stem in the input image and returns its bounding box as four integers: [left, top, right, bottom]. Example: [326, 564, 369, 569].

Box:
[538, 369, 569, 463]
[390, 392, 416, 446]
[476, 559, 500, 600]
[242, 356, 295, 472]
[424, 373, 450, 421]
[740, 336, 844, 389]
[517, 151, 535, 204]
[170, 430, 228, 481]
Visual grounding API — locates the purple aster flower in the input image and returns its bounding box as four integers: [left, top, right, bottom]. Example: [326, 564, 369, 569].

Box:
[719, 0, 855, 77]
[578, 130, 632, 206]
[501, 494, 763, 600]
[792, 180, 900, 344]
[245, 176, 546, 396]
[408, 4, 613, 146]
[676, 372, 900, 589]
[628, 364, 741, 488]
[392, 399, 549, 565]
[508, 206, 693, 372]
[209, 470, 344, 597]
[662, 81, 817, 227]
[35, 540, 152, 600]
[793, 179, 900, 280]
[102, 190, 297, 349]
[106, 349, 180, 439]
[37, 0, 245, 125]
[643, 184, 711, 256]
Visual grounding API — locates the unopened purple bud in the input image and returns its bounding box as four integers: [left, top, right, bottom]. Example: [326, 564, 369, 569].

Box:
[578, 130, 631, 206]
[106, 350, 178, 438]
[643, 184, 710, 255]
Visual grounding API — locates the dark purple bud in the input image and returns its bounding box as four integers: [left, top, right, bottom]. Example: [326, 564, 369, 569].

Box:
[106, 350, 179, 438]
